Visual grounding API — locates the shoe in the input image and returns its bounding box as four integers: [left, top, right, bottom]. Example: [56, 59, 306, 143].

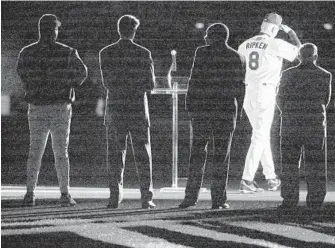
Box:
[178, 200, 197, 209]
[278, 200, 298, 210]
[142, 200, 156, 209]
[22, 192, 35, 207]
[307, 202, 323, 209]
[107, 198, 119, 209]
[278, 203, 297, 209]
[277, 203, 299, 217]
[239, 180, 264, 194]
[277, 204, 300, 219]
[60, 193, 76, 207]
[212, 203, 230, 210]
[268, 178, 281, 191]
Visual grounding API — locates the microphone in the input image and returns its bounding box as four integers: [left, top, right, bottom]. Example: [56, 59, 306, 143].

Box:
[168, 50, 177, 88]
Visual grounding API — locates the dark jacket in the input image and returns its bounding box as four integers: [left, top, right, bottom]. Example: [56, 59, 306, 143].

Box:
[278, 63, 332, 120]
[17, 41, 87, 105]
[99, 39, 155, 125]
[187, 44, 244, 119]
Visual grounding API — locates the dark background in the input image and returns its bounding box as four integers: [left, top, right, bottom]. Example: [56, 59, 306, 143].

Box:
[2, 1, 335, 188]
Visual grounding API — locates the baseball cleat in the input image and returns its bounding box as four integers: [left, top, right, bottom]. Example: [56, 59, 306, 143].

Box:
[239, 180, 264, 194]
[142, 200, 156, 209]
[107, 198, 119, 209]
[178, 200, 197, 209]
[268, 178, 281, 191]
[212, 203, 230, 210]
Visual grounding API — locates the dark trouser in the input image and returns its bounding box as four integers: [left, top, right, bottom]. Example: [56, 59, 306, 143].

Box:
[184, 116, 234, 206]
[281, 125, 327, 207]
[106, 118, 153, 204]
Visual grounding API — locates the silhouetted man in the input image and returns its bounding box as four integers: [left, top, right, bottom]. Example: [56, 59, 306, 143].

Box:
[99, 15, 156, 209]
[278, 43, 332, 209]
[179, 23, 244, 209]
[17, 14, 87, 207]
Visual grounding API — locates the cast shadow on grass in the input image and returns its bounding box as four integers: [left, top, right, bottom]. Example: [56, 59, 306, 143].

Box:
[1, 199, 196, 224]
[164, 203, 335, 236]
[124, 225, 263, 248]
[2, 199, 334, 234]
[182, 220, 334, 248]
[121, 205, 335, 248]
[2, 199, 334, 247]
[1, 231, 130, 248]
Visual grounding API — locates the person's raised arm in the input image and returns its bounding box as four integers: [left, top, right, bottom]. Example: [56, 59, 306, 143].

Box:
[281, 24, 302, 48]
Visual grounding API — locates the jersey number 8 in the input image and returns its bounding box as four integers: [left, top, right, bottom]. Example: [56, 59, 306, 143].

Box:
[249, 51, 259, 70]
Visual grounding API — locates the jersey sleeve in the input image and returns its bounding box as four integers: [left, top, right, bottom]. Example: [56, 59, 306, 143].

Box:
[273, 39, 299, 62]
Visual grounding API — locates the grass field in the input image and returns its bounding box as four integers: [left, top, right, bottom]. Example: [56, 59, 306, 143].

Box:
[2, 185, 335, 248]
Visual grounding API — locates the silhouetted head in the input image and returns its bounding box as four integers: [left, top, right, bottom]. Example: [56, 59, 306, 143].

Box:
[298, 43, 318, 64]
[38, 14, 61, 43]
[204, 23, 229, 45]
[117, 15, 140, 40]
[260, 13, 282, 38]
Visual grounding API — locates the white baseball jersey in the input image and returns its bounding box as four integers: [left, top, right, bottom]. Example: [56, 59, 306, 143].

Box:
[238, 34, 299, 87]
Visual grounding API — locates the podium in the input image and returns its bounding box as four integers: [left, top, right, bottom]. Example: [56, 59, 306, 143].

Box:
[151, 77, 188, 191]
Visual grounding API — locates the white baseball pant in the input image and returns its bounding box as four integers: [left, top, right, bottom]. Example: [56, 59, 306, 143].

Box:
[242, 84, 278, 181]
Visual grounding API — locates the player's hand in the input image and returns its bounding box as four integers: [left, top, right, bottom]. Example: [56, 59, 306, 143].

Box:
[280, 24, 292, 33]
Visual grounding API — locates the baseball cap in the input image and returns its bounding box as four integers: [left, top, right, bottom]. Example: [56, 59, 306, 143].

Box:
[38, 14, 61, 28]
[263, 13, 282, 26]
